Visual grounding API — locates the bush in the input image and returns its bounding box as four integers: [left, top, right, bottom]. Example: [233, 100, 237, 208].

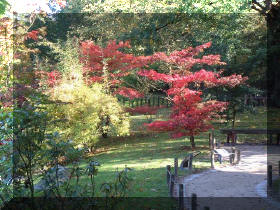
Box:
[48, 79, 130, 149]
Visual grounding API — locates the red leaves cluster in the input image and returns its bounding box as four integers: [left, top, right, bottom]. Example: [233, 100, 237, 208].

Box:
[151, 42, 226, 70]
[56, 0, 67, 8]
[80, 40, 152, 99]
[35, 70, 61, 87]
[114, 87, 144, 99]
[0, 138, 12, 146]
[137, 42, 248, 138]
[25, 30, 39, 41]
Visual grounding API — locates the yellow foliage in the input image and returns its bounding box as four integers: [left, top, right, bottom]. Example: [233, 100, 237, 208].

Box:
[47, 76, 130, 147]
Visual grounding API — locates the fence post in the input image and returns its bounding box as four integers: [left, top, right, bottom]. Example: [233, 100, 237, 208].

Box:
[191, 193, 197, 210]
[174, 158, 178, 178]
[268, 165, 272, 188]
[189, 154, 193, 171]
[166, 165, 171, 185]
[237, 149, 240, 164]
[179, 184, 184, 210]
[169, 174, 174, 197]
[209, 133, 212, 149]
[269, 134, 273, 145]
[211, 150, 215, 169]
[210, 131, 215, 169]
[279, 161, 280, 176]
[277, 134, 280, 145]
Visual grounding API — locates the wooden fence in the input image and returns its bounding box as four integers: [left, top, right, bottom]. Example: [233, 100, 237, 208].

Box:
[165, 132, 242, 209]
[267, 161, 280, 197]
[117, 95, 172, 108]
[118, 94, 267, 109]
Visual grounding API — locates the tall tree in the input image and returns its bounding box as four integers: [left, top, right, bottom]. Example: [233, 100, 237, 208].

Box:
[138, 42, 247, 148]
[252, 0, 280, 107]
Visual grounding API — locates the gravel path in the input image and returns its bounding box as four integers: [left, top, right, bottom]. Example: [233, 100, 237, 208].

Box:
[181, 145, 267, 197]
[173, 145, 280, 209]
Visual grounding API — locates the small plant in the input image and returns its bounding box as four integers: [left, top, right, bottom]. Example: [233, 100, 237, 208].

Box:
[100, 166, 133, 209]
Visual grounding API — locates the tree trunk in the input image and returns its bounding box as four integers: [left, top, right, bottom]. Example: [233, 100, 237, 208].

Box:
[267, 3, 280, 107]
[190, 135, 195, 148]
[101, 115, 110, 138]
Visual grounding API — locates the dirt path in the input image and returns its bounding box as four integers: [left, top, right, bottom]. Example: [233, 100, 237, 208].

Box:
[181, 145, 267, 197]
[173, 145, 280, 209]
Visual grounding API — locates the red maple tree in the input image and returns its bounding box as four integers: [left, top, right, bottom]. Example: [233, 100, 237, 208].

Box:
[138, 42, 248, 148]
[79, 40, 154, 99]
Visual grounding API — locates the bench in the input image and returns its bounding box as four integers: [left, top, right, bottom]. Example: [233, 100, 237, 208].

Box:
[213, 149, 235, 164]
[220, 129, 280, 145]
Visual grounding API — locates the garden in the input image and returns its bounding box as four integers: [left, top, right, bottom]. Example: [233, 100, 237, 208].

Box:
[0, 1, 280, 209]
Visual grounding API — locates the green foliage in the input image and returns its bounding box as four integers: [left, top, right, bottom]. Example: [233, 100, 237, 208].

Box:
[0, 0, 9, 16]
[44, 38, 130, 148]
[48, 80, 130, 148]
[0, 138, 12, 207]
[62, 0, 252, 13]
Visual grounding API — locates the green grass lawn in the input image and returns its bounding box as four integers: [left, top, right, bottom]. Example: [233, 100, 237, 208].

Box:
[54, 106, 278, 197]
[82, 133, 211, 197]
[34, 106, 278, 198]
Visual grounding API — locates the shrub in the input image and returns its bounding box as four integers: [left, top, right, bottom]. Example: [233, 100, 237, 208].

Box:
[48, 78, 130, 149]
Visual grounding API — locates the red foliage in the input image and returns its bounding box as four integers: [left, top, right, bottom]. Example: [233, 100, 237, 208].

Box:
[34, 70, 61, 87]
[25, 30, 39, 41]
[56, 0, 66, 8]
[114, 87, 144, 99]
[80, 40, 153, 99]
[138, 42, 247, 139]
[47, 70, 61, 87]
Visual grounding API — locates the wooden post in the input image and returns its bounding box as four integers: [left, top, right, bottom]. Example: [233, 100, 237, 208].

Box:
[169, 174, 174, 197]
[166, 165, 171, 185]
[234, 149, 238, 164]
[277, 134, 280, 145]
[237, 149, 240, 164]
[211, 150, 215, 169]
[269, 134, 273, 145]
[210, 131, 215, 169]
[148, 98, 151, 106]
[189, 154, 193, 171]
[179, 184, 184, 210]
[268, 165, 272, 188]
[278, 161, 280, 177]
[231, 148, 236, 164]
[209, 133, 212, 149]
[191, 193, 197, 210]
[227, 134, 230, 144]
[174, 158, 178, 177]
